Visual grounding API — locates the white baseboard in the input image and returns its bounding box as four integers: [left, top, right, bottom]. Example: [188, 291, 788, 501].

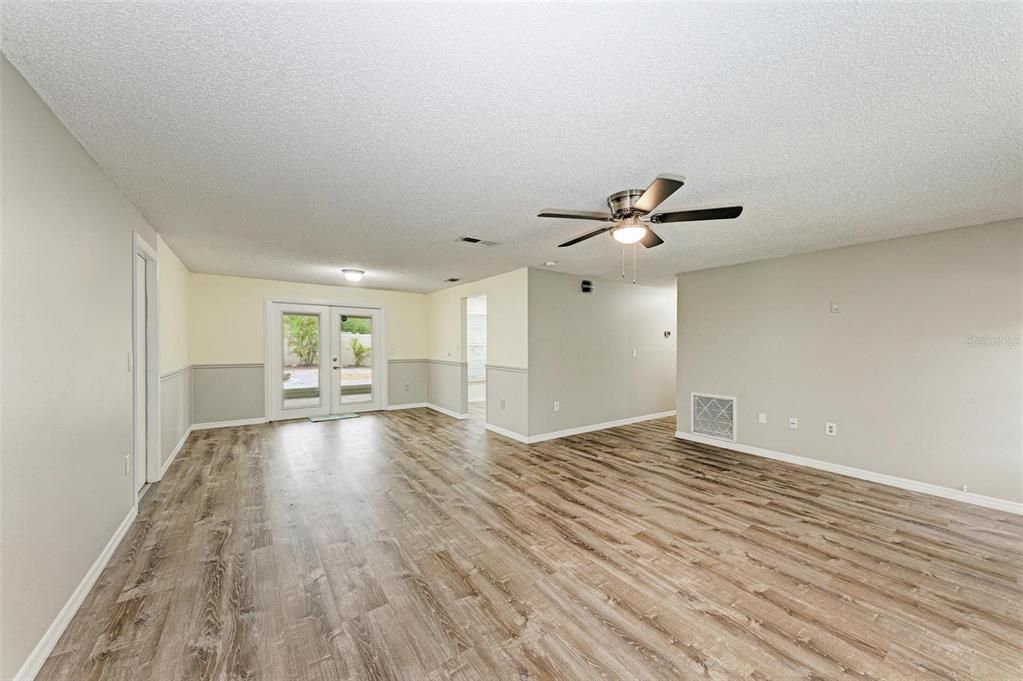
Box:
[675, 431, 1023, 516]
[191, 416, 267, 431]
[485, 423, 530, 443]
[387, 402, 428, 411]
[426, 403, 469, 420]
[14, 506, 138, 681]
[527, 411, 676, 444]
[160, 426, 193, 477]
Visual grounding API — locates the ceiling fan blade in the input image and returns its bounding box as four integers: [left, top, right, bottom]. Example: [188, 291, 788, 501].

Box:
[538, 209, 613, 221]
[640, 228, 664, 248]
[558, 226, 613, 247]
[649, 205, 743, 224]
[633, 175, 686, 214]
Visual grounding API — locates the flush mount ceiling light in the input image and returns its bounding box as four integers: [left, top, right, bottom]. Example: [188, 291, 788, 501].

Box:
[341, 268, 365, 282]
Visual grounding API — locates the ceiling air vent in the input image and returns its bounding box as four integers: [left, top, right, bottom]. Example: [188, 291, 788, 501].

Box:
[692, 393, 736, 441]
[458, 236, 500, 247]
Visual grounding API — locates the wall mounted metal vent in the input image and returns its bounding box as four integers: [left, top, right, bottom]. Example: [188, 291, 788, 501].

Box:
[458, 236, 500, 247]
[692, 393, 736, 441]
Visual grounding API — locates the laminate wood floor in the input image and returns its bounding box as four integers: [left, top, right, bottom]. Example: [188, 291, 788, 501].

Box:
[38, 409, 1022, 680]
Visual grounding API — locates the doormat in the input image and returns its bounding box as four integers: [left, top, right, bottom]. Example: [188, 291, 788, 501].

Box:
[308, 413, 360, 422]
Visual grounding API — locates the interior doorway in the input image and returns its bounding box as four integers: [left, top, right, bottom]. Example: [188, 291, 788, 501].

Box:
[466, 295, 487, 420]
[267, 300, 385, 420]
[132, 233, 159, 500]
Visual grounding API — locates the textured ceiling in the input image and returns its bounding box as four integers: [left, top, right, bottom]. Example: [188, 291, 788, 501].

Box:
[2, 2, 1020, 292]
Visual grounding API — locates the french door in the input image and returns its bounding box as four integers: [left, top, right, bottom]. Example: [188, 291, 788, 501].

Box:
[269, 303, 383, 420]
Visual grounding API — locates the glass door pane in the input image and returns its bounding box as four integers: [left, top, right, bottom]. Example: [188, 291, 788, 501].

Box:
[282, 312, 321, 409]
[339, 313, 373, 406]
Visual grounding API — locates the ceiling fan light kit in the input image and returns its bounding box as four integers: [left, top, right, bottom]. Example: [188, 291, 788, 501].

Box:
[611, 216, 647, 244]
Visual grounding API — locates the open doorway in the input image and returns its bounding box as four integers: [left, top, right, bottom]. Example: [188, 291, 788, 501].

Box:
[466, 295, 487, 421]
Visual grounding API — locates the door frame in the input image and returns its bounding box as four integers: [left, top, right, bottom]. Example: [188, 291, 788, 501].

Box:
[132, 232, 160, 499]
[263, 296, 388, 421]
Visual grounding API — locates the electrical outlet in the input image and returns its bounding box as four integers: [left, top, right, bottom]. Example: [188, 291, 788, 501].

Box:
[403, 383, 410, 392]
[500, 399, 506, 410]
[553, 401, 560, 412]
[961, 484, 969, 493]
[825, 422, 837, 436]
[631, 348, 637, 359]
[758, 413, 767, 424]
[788, 417, 799, 430]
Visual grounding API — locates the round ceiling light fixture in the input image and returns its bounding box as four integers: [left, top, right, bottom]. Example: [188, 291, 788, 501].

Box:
[341, 268, 365, 282]
[611, 217, 647, 245]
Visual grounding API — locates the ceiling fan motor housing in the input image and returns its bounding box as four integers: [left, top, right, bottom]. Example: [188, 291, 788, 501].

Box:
[607, 189, 648, 219]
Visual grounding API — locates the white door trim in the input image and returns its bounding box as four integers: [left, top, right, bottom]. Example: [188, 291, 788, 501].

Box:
[132, 232, 160, 498]
[264, 296, 388, 419]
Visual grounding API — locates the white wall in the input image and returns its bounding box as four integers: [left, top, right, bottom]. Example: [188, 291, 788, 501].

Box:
[189, 273, 429, 364]
[527, 269, 677, 437]
[676, 220, 1022, 503]
[1, 56, 159, 680]
[157, 235, 189, 374]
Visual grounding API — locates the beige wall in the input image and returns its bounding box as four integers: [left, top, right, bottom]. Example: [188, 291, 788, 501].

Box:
[427, 268, 528, 368]
[676, 220, 1022, 503]
[157, 236, 189, 374]
[528, 269, 676, 436]
[188, 273, 429, 364]
[1, 56, 159, 679]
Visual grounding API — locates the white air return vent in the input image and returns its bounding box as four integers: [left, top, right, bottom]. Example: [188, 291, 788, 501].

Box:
[692, 393, 736, 441]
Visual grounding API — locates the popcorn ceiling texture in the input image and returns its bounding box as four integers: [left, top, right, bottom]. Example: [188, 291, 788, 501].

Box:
[2, 2, 1020, 292]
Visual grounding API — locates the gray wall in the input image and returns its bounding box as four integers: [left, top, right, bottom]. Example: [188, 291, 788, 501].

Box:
[162, 361, 431, 440]
[388, 359, 427, 406]
[527, 268, 677, 437]
[159, 368, 192, 466]
[426, 360, 467, 415]
[486, 366, 529, 436]
[0, 56, 159, 680]
[192, 363, 265, 424]
[676, 220, 1023, 503]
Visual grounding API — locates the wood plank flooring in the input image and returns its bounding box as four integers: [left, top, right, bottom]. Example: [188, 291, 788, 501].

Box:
[37, 409, 1023, 680]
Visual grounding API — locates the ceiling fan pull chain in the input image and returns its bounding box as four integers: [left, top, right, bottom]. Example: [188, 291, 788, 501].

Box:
[633, 243, 637, 284]
[621, 245, 626, 279]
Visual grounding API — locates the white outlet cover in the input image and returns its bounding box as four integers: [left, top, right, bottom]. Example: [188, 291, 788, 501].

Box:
[825, 422, 838, 436]
[758, 413, 767, 424]
[554, 401, 560, 412]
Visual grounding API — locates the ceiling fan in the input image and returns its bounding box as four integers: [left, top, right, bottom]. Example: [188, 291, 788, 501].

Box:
[538, 175, 742, 248]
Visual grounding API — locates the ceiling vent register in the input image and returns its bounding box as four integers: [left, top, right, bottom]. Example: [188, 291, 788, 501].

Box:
[458, 236, 500, 247]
